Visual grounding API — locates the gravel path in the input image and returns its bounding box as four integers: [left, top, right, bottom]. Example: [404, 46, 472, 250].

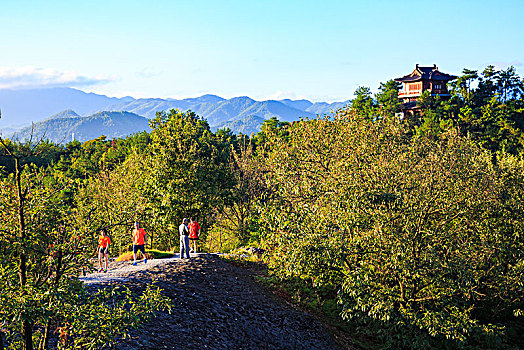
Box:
[79, 253, 204, 285]
[85, 254, 343, 349]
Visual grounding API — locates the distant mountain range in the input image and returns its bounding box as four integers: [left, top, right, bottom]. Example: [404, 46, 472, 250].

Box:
[212, 115, 266, 136]
[11, 111, 150, 144]
[0, 87, 349, 140]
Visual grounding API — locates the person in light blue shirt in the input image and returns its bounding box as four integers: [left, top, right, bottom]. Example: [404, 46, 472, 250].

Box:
[179, 218, 191, 259]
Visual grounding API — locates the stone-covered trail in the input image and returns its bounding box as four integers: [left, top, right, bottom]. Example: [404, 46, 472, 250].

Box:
[83, 254, 343, 349]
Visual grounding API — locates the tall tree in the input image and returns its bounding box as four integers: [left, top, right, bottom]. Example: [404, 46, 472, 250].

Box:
[145, 109, 233, 248]
[259, 109, 524, 346]
[351, 86, 376, 119]
[376, 79, 402, 115]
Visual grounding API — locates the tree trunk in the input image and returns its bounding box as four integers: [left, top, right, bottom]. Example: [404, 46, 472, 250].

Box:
[22, 320, 33, 350]
[40, 249, 63, 350]
[16, 158, 27, 287]
[41, 321, 51, 350]
[15, 158, 33, 350]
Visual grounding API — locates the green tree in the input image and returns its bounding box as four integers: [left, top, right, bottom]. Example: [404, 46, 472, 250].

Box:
[376, 79, 402, 115]
[75, 151, 150, 254]
[0, 134, 169, 349]
[211, 136, 267, 247]
[252, 117, 290, 147]
[145, 109, 233, 249]
[497, 66, 524, 102]
[259, 109, 524, 347]
[351, 86, 376, 119]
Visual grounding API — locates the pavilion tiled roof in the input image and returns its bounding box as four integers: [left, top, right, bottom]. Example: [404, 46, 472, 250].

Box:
[395, 64, 457, 83]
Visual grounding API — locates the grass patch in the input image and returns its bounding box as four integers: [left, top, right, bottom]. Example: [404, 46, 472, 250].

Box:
[115, 249, 174, 262]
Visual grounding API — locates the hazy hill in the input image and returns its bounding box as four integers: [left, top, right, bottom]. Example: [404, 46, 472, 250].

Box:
[0, 87, 132, 127]
[212, 115, 265, 136]
[305, 101, 349, 114]
[182, 94, 225, 104]
[278, 99, 314, 111]
[194, 97, 317, 126]
[11, 111, 150, 144]
[104, 94, 227, 120]
[46, 109, 80, 120]
[104, 98, 190, 119]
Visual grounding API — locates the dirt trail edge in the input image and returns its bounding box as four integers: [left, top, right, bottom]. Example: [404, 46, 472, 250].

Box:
[82, 254, 343, 349]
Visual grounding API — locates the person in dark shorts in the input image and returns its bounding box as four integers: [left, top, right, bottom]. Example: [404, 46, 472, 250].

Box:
[98, 229, 111, 273]
[132, 222, 147, 266]
[188, 217, 201, 253]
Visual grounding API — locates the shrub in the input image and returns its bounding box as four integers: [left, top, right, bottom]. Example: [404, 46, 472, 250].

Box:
[204, 224, 241, 253]
[259, 110, 524, 347]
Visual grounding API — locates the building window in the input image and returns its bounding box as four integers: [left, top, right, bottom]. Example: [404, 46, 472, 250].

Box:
[408, 83, 421, 91]
[434, 84, 441, 90]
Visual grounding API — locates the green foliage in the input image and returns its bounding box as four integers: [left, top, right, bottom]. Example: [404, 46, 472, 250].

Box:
[0, 163, 91, 350]
[54, 284, 170, 349]
[0, 136, 170, 350]
[351, 86, 376, 119]
[376, 79, 402, 115]
[75, 151, 150, 254]
[451, 65, 524, 155]
[144, 109, 234, 248]
[0, 139, 65, 175]
[205, 223, 242, 253]
[251, 116, 290, 146]
[258, 109, 524, 347]
[211, 136, 267, 244]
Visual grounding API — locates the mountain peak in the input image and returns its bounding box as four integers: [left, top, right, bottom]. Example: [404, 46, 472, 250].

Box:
[229, 96, 255, 103]
[183, 94, 225, 104]
[47, 109, 80, 120]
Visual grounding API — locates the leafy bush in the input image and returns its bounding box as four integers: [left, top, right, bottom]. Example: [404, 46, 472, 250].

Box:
[54, 284, 171, 349]
[259, 109, 524, 347]
[204, 224, 242, 253]
[0, 147, 171, 350]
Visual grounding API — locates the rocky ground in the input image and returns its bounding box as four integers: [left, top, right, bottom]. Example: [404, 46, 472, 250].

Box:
[85, 254, 346, 349]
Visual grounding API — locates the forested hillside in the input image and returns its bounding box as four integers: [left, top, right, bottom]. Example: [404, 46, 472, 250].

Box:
[11, 111, 151, 143]
[0, 65, 523, 349]
[212, 115, 265, 135]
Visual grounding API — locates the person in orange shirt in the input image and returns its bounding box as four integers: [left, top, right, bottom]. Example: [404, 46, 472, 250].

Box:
[188, 217, 201, 253]
[98, 229, 111, 273]
[132, 222, 147, 266]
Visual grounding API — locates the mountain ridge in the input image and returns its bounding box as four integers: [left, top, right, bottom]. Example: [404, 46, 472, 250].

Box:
[0, 87, 350, 136]
[11, 111, 150, 144]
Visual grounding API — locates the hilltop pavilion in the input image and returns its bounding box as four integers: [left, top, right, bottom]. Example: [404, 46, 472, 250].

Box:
[394, 64, 457, 114]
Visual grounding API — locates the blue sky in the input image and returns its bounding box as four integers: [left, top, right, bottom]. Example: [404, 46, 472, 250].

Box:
[0, 0, 522, 102]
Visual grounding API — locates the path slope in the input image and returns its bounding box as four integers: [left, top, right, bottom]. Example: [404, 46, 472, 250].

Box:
[88, 255, 342, 349]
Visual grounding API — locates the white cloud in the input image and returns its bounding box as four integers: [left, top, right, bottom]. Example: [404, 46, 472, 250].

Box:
[256, 90, 310, 102]
[0, 66, 114, 89]
[136, 66, 163, 79]
[254, 90, 348, 103]
[489, 61, 523, 71]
